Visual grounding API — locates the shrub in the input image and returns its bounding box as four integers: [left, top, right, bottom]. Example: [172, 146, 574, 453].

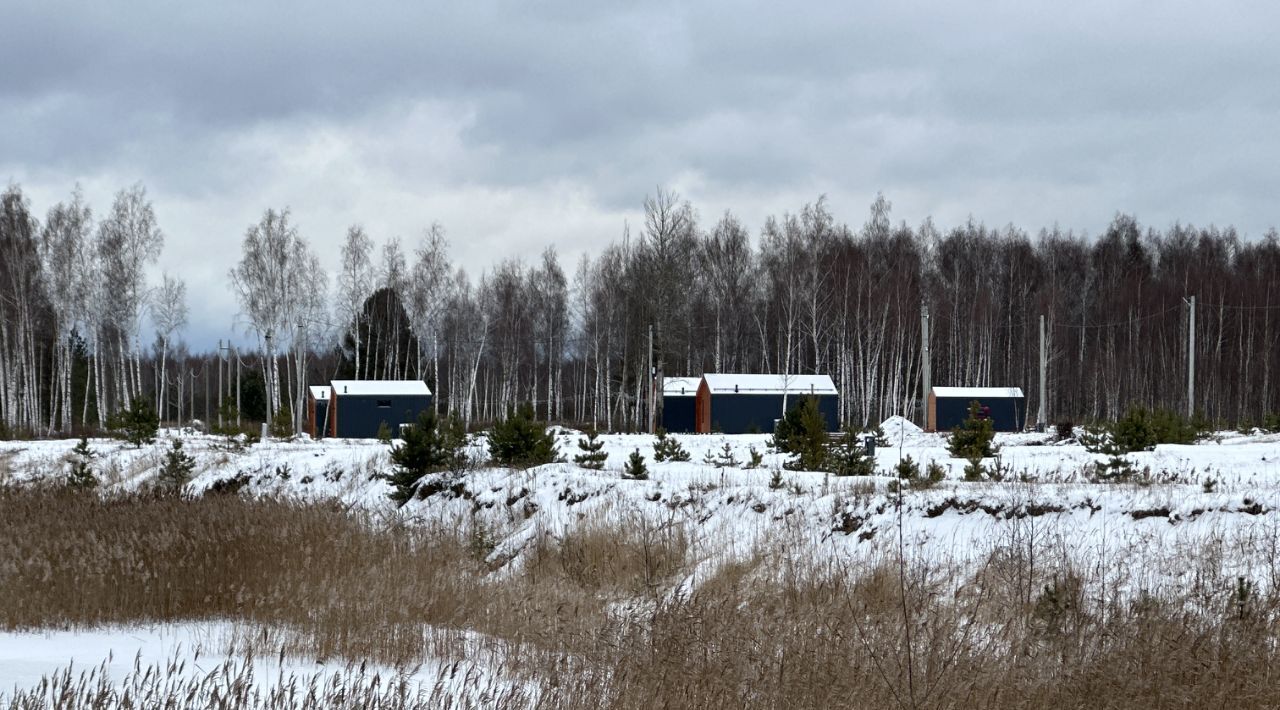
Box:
[1033, 574, 1083, 636]
[114, 397, 159, 448]
[745, 446, 764, 469]
[824, 428, 875, 476]
[387, 410, 468, 505]
[1079, 424, 1118, 454]
[211, 399, 241, 436]
[947, 401, 995, 459]
[1262, 413, 1280, 434]
[156, 439, 195, 494]
[623, 449, 648, 480]
[1054, 420, 1075, 441]
[488, 403, 559, 467]
[66, 437, 98, 489]
[653, 429, 691, 462]
[918, 461, 947, 489]
[1085, 407, 1201, 455]
[1092, 455, 1137, 482]
[376, 421, 393, 444]
[768, 468, 785, 490]
[269, 407, 295, 439]
[573, 429, 608, 470]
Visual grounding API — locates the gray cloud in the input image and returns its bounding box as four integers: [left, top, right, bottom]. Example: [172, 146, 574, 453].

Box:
[2, 0, 1278, 347]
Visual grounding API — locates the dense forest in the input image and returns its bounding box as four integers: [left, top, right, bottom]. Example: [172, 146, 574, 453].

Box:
[2, 182, 1279, 437]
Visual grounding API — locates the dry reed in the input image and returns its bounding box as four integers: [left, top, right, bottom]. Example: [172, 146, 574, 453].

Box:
[3, 486, 1280, 708]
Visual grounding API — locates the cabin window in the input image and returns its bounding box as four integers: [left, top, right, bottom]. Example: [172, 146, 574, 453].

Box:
[376, 399, 392, 408]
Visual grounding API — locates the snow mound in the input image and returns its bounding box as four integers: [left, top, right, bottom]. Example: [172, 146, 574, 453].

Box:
[880, 415, 922, 434]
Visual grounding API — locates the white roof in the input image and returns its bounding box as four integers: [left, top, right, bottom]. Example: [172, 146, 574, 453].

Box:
[663, 377, 700, 397]
[702, 373, 837, 395]
[330, 380, 432, 397]
[309, 385, 331, 400]
[932, 387, 1024, 398]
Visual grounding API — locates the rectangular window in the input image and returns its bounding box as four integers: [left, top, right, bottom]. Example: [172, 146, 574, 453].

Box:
[376, 399, 392, 408]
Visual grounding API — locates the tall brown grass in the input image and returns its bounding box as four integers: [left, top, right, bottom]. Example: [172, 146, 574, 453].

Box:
[2, 486, 1280, 708]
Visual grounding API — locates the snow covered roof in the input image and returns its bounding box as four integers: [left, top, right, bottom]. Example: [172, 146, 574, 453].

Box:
[309, 385, 331, 400]
[932, 386, 1024, 399]
[702, 373, 837, 396]
[330, 380, 432, 397]
[663, 377, 700, 397]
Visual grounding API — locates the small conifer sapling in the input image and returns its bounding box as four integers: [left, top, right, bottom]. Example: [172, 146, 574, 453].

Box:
[157, 439, 196, 494]
[574, 429, 608, 470]
[623, 449, 649, 480]
[67, 437, 98, 488]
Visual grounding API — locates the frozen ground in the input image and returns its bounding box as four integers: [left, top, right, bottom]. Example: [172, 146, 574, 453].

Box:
[4, 422, 1280, 699]
[0, 622, 526, 707]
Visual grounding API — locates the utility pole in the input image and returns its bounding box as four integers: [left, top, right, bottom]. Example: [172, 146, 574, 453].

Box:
[296, 322, 305, 435]
[217, 339, 224, 430]
[647, 323, 655, 434]
[1187, 295, 1196, 419]
[1038, 314, 1047, 431]
[235, 345, 241, 427]
[218, 339, 232, 428]
[920, 306, 930, 427]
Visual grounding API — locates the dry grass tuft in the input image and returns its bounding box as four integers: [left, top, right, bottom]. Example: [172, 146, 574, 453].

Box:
[3, 486, 1280, 707]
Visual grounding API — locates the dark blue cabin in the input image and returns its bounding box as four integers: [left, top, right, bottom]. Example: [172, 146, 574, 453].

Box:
[327, 380, 433, 439]
[695, 374, 839, 434]
[928, 387, 1026, 433]
[306, 386, 331, 439]
[661, 377, 699, 433]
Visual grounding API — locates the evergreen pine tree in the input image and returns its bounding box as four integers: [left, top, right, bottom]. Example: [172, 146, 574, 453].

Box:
[947, 401, 996, 459]
[67, 437, 98, 489]
[387, 410, 468, 505]
[157, 439, 195, 494]
[652, 428, 691, 462]
[745, 446, 764, 469]
[778, 398, 830, 471]
[573, 429, 608, 470]
[623, 449, 648, 480]
[488, 402, 560, 467]
[896, 455, 920, 480]
[963, 457, 986, 482]
[116, 397, 159, 447]
[825, 427, 875, 476]
[869, 423, 890, 447]
[712, 441, 739, 468]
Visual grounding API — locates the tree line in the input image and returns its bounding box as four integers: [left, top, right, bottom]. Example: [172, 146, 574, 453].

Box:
[3, 182, 1279, 437]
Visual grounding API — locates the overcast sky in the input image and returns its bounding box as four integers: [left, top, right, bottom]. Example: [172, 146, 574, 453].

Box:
[3, 0, 1277, 349]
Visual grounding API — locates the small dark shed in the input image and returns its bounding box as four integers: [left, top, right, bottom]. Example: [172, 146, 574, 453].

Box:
[661, 377, 699, 433]
[327, 380, 433, 439]
[927, 387, 1026, 433]
[695, 374, 839, 434]
[306, 385, 331, 439]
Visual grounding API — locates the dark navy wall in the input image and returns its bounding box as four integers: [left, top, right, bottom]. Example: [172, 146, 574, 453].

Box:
[314, 400, 329, 438]
[935, 396, 1025, 433]
[662, 397, 696, 433]
[334, 394, 433, 438]
[708, 394, 838, 434]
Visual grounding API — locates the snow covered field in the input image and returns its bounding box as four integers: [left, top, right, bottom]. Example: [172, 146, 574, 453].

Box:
[0, 622, 527, 707]
[4, 422, 1280, 703]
